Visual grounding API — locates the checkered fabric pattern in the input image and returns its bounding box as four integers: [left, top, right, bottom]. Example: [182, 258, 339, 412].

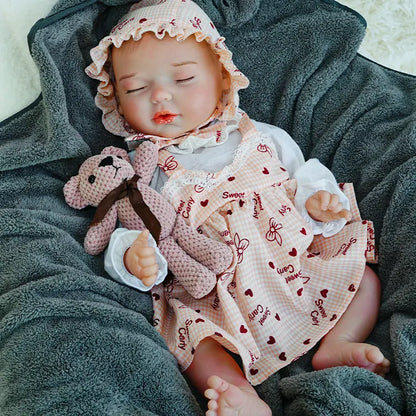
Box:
[151, 113, 376, 385]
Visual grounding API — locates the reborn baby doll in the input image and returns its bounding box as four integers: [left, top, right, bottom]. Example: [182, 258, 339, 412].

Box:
[84, 1, 390, 415]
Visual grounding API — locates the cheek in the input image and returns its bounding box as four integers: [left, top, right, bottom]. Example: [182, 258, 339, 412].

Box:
[183, 84, 219, 116]
[119, 97, 148, 125]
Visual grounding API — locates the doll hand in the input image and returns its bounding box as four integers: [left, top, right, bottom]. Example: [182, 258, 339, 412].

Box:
[305, 190, 352, 223]
[124, 229, 159, 287]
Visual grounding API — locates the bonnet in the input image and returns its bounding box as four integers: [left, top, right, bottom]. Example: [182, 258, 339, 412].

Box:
[85, 0, 249, 149]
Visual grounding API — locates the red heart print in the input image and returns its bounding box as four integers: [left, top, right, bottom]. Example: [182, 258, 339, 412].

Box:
[348, 284, 356, 292]
[269, 261, 275, 269]
[139, 18, 147, 23]
[303, 339, 311, 345]
[240, 325, 248, 333]
[275, 313, 280, 321]
[289, 248, 297, 257]
[195, 318, 205, 323]
[279, 352, 287, 361]
[330, 314, 337, 321]
[200, 200, 208, 207]
[227, 209, 233, 215]
[245, 289, 253, 297]
[267, 336, 276, 345]
[228, 176, 235, 181]
[300, 228, 307, 235]
[297, 288, 303, 296]
[249, 368, 258, 375]
[262, 167, 269, 174]
[320, 289, 328, 298]
[239, 200, 245, 207]
[307, 253, 315, 258]
[152, 293, 160, 301]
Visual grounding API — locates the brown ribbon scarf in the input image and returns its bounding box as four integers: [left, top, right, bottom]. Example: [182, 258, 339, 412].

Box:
[90, 174, 161, 244]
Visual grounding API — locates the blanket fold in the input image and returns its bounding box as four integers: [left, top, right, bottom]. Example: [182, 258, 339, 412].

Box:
[0, 0, 415, 414]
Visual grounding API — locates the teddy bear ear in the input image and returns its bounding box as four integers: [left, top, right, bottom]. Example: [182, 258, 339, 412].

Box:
[63, 175, 89, 209]
[101, 146, 129, 162]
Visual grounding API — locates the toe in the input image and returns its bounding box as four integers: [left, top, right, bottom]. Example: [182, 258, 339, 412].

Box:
[207, 399, 218, 411]
[204, 388, 219, 400]
[207, 375, 228, 393]
[366, 347, 384, 365]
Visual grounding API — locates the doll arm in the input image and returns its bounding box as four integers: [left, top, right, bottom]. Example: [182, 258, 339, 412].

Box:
[293, 159, 350, 237]
[254, 120, 350, 237]
[124, 230, 159, 287]
[104, 228, 167, 291]
[305, 190, 352, 223]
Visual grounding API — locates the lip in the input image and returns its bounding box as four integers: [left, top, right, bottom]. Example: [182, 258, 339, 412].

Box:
[153, 111, 178, 125]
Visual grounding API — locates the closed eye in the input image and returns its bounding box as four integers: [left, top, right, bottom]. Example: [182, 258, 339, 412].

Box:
[176, 76, 194, 84]
[126, 87, 146, 94]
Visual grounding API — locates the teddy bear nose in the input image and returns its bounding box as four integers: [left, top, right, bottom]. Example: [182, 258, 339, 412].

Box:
[99, 156, 114, 167]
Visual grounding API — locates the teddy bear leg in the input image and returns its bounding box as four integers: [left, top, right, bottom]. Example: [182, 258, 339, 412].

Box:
[159, 236, 217, 299]
[172, 216, 233, 275]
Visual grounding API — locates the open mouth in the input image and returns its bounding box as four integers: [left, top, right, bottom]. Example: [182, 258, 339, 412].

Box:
[153, 111, 178, 125]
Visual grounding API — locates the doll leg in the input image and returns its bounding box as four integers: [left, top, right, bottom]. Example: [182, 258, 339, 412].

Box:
[312, 265, 390, 375]
[185, 338, 271, 416]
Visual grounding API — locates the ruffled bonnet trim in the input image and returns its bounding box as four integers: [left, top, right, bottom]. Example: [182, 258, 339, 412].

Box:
[85, 0, 249, 141]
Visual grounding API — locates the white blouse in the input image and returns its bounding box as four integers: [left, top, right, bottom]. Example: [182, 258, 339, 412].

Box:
[104, 120, 350, 291]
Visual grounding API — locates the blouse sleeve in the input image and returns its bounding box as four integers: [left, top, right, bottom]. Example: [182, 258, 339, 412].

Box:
[253, 120, 350, 237]
[104, 228, 168, 291]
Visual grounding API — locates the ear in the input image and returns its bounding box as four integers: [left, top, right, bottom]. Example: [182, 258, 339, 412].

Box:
[101, 146, 129, 162]
[133, 140, 159, 185]
[63, 175, 89, 209]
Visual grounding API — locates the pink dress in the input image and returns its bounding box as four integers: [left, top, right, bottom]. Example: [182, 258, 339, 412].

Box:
[151, 114, 376, 385]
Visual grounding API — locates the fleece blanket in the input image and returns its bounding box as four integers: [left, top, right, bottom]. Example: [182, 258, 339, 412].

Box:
[0, 0, 415, 414]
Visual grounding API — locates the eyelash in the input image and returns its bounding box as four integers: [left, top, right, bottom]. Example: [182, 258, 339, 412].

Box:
[125, 76, 195, 94]
[126, 87, 145, 94]
[176, 76, 194, 83]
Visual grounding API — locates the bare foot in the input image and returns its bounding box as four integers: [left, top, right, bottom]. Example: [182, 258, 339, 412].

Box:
[312, 340, 390, 376]
[204, 375, 271, 416]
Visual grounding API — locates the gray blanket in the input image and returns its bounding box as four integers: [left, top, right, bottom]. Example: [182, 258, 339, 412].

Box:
[1, 0, 415, 414]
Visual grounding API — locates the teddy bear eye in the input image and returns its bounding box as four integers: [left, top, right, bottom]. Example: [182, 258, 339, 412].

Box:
[88, 175, 96, 184]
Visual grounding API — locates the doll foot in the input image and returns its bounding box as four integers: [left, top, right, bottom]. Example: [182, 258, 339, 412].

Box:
[204, 375, 271, 416]
[312, 340, 390, 376]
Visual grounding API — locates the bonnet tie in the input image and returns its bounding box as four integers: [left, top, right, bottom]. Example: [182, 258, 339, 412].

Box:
[90, 174, 161, 243]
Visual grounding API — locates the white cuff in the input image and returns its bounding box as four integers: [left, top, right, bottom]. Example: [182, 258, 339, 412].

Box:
[104, 228, 168, 291]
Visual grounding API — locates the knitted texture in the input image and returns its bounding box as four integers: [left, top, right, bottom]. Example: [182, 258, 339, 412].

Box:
[63, 141, 233, 298]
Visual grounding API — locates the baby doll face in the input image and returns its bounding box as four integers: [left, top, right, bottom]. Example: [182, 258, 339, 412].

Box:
[112, 33, 227, 138]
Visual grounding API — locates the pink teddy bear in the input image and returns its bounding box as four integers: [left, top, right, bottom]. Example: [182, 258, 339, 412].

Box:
[64, 141, 233, 299]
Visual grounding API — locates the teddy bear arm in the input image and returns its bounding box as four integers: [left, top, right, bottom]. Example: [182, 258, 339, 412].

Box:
[133, 141, 159, 185]
[159, 236, 217, 299]
[172, 216, 233, 275]
[84, 206, 118, 255]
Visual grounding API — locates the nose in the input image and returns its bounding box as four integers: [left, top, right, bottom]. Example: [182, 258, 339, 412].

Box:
[151, 85, 172, 104]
